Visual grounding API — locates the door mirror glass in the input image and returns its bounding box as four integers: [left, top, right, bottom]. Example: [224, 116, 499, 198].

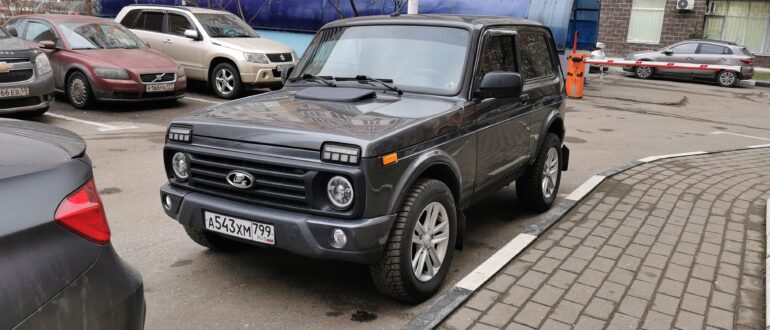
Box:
[38, 40, 57, 50]
[7, 27, 18, 37]
[475, 72, 523, 99]
[279, 64, 295, 83]
[183, 29, 199, 40]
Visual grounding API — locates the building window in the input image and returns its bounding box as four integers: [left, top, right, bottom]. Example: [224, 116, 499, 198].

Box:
[627, 0, 667, 44]
[705, 1, 770, 55]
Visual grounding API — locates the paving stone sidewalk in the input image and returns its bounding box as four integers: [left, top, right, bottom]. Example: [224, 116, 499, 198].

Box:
[441, 149, 770, 330]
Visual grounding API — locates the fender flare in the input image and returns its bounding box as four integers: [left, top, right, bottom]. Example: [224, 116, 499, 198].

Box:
[531, 110, 565, 165]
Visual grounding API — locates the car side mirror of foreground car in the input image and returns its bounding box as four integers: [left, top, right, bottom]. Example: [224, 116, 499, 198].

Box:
[663, 49, 673, 56]
[279, 64, 295, 84]
[184, 29, 200, 40]
[7, 27, 18, 37]
[38, 40, 57, 50]
[475, 72, 523, 99]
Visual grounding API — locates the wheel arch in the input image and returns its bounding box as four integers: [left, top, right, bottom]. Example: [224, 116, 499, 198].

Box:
[208, 56, 239, 81]
[531, 112, 565, 166]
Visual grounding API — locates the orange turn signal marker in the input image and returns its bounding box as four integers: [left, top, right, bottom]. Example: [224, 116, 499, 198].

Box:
[382, 153, 398, 166]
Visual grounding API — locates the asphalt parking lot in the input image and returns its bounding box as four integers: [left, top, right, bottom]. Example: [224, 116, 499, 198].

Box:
[23, 73, 770, 329]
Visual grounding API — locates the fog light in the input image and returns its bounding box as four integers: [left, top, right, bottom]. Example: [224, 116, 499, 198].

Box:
[163, 195, 172, 210]
[330, 228, 347, 249]
[171, 152, 189, 180]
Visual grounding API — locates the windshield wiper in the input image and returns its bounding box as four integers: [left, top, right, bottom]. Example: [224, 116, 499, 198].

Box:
[289, 73, 337, 87]
[338, 75, 403, 95]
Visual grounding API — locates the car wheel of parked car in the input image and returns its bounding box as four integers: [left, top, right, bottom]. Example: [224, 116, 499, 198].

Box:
[370, 178, 457, 303]
[516, 133, 562, 212]
[211, 63, 242, 99]
[717, 70, 738, 88]
[67, 72, 94, 109]
[634, 66, 654, 79]
[183, 225, 248, 252]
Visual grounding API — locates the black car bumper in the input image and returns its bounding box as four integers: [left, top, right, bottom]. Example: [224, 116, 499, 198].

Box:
[160, 183, 396, 264]
[16, 245, 145, 330]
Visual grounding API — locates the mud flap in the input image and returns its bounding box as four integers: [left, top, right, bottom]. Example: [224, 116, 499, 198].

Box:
[561, 145, 570, 171]
[455, 209, 466, 250]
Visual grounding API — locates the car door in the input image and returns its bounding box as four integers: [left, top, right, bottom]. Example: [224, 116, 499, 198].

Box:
[162, 12, 204, 79]
[694, 43, 732, 79]
[657, 42, 698, 77]
[473, 28, 531, 191]
[21, 20, 64, 89]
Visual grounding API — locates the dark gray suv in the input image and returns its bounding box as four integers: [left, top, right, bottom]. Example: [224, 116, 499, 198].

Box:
[160, 15, 568, 302]
[0, 26, 54, 116]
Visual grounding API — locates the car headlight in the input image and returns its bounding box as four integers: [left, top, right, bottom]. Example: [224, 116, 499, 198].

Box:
[244, 52, 269, 64]
[34, 53, 52, 75]
[93, 67, 130, 80]
[322, 143, 360, 165]
[171, 152, 189, 180]
[327, 176, 353, 210]
[177, 65, 186, 77]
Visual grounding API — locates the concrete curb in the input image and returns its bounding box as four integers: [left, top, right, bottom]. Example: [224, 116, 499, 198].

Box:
[404, 143, 770, 330]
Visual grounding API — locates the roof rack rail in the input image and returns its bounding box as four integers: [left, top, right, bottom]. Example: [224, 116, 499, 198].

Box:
[126, 4, 192, 11]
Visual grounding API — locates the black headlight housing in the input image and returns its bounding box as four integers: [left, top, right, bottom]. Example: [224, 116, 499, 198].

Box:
[167, 125, 192, 143]
[321, 143, 361, 165]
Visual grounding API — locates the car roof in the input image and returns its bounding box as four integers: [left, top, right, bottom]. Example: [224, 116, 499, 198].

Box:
[681, 39, 739, 46]
[125, 4, 228, 14]
[13, 14, 111, 24]
[322, 14, 545, 31]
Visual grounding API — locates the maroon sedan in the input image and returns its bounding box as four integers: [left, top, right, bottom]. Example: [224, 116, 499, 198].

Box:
[5, 14, 186, 108]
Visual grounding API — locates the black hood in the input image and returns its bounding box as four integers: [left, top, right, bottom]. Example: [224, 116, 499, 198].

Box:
[174, 88, 464, 157]
[0, 119, 86, 179]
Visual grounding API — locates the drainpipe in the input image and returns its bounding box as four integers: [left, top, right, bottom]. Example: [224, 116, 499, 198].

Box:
[408, 0, 418, 14]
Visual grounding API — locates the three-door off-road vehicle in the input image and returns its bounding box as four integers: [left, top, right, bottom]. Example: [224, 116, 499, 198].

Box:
[160, 15, 568, 303]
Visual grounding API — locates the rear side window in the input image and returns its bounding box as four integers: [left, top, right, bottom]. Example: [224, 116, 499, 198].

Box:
[699, 43, 732, 55]
[739, 47, 754, 56]
[134, 11, 163, 32]
[518, 33, 555, 80]
[119, 9, 140, 28]
[24, 21, 56, 42]
[167, 13, 194, 36]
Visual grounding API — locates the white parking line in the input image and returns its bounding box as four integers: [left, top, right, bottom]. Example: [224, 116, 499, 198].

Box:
[44, 113, 138, 132]
[184, 96, 223, 105]
[711, 131, 770, 141]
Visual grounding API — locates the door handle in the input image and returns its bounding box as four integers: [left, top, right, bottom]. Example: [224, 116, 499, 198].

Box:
[163, 39, 172, 44]
[519, 94, 530, 105]
[686, 57, 694, 61]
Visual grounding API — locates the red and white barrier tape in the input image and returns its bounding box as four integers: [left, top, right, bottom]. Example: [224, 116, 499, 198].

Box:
[584, 58, 741, 72]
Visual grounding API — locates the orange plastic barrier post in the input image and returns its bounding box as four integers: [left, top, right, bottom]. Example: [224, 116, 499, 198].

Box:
[566, 53, 587, 99]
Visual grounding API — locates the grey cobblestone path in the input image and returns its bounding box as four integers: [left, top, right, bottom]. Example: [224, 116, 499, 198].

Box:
[440, 149, 770, 330]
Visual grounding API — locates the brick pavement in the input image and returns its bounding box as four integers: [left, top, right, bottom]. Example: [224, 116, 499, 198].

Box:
[441, 149, 770, 330]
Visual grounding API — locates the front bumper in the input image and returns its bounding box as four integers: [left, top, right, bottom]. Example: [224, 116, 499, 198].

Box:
[16, 245, 145, 329]
[160, 183, 395, 264]
[0, 71, 55, 114]
[239, 62, 295, 86]
[91, 75, 187, 102]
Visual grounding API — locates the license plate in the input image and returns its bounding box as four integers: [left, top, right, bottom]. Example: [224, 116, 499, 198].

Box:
[145, 83, 174, 93]
[0, 87, 30, 98]
[204, 211, 275, 245]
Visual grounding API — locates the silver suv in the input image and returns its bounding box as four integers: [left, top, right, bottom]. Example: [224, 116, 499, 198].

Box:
[624, 40, 755, 87]
[115, 5, 297, 99]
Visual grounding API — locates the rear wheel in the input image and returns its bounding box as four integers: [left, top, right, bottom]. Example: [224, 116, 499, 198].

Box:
[183, 225, 247, 252]
[67, 71, 94, 109]
[516, 133, 562, 212]
[717, 70, 738, 87]
[370, 179, 457, 303]
[634, 66, 653, 79]
[211, 62, 242, 99]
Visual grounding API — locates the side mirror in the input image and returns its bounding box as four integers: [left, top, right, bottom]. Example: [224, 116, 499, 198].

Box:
[38, 40, 57, 50]
[663, 49, 673, 56]
[7, 27, 18, 37]
[184, 29, 200, 40]
[278, 64, 295, 84]
[475, 72, 523, 99]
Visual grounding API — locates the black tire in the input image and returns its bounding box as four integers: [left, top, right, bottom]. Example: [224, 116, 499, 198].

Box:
[183, 225, 247, 252]
[716, 70, 738, 88]
[634, 65, 654, 79]
[516, 133, 563, 213]
[210, 62, 242, 99]
[370, 178, 457, 303]
[269, 84, 283, 91]
[67, 71, 94, 109]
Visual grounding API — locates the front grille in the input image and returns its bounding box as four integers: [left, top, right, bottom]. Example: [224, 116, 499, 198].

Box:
[0, 69, 33, 83]
[0, 58, 30, 63]
[266, 53, 293, 63]
[140, 72, 175, 83]
[0, 96, 40, 109]
[187, 153, 309, 209]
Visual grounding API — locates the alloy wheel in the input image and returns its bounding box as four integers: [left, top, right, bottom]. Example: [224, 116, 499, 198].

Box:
[636, 66, 652, 79]
[541, 147, 559, 200]
[410, 202, 450, 282]
[719, 71, 736, 86]
[215, 68, 235, 95]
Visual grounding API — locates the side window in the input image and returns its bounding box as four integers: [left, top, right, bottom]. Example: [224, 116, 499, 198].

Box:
[134, 11, 164, 32]
[166, 13, 194, 36]
[699, 43, 732, 55]
[670, 43, 698, 54]
[518, 33, 555, 80]
[24, 22, 56, 42]
[478, 34, 516, 78]
[120, 9, 141, 28]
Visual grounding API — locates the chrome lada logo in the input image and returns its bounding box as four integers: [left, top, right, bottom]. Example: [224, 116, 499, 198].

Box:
[226, 170, 255, 189]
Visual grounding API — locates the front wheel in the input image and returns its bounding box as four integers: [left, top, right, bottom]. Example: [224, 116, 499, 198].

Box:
[67, 71, 94, 109]
[516, 133, 562, 212]
[717, 70, 738, 88]
[634, 66, 653, 79]
[370, 179, 457, 303]
[211, 62, 242, 99]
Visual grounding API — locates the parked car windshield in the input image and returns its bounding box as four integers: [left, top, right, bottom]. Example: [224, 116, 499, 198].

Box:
[294, 25, 470, 95]
[59, 22, 146, 49]
[195, 13, 259, 38]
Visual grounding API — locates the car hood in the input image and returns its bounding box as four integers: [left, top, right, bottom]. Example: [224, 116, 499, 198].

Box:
[0, 119, 86, 179]
[173, 88, 464, 157]
[0, 36, 35, 52]
[212, 37, 294, 54]
[71, 48, 177, 70]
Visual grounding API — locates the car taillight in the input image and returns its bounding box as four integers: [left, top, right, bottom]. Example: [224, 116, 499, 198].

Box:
[55, 178, 111, 245]
[740, 59, 755, 65]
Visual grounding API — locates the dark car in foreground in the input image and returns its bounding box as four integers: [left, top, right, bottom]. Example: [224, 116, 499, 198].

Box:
[5, 14, 186, 108]
[0, 26, 54, 116]
[160, 15, 568, 302]
[624, 39, 755, 87]
[0, 119, 145, 329]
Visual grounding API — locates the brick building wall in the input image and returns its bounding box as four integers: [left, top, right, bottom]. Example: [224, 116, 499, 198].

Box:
[598, 0, 707, 58]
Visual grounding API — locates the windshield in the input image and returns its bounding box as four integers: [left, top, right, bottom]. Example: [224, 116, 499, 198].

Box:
[294, 25, 470, 95]
[59, 22, 145, 49]
[195, 13, 259, 38]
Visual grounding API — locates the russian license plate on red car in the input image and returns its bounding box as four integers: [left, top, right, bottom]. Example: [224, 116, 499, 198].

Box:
[0, 87, 29, 98]
[204, 211, 275, 245]
[145, 83, 174, 93]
